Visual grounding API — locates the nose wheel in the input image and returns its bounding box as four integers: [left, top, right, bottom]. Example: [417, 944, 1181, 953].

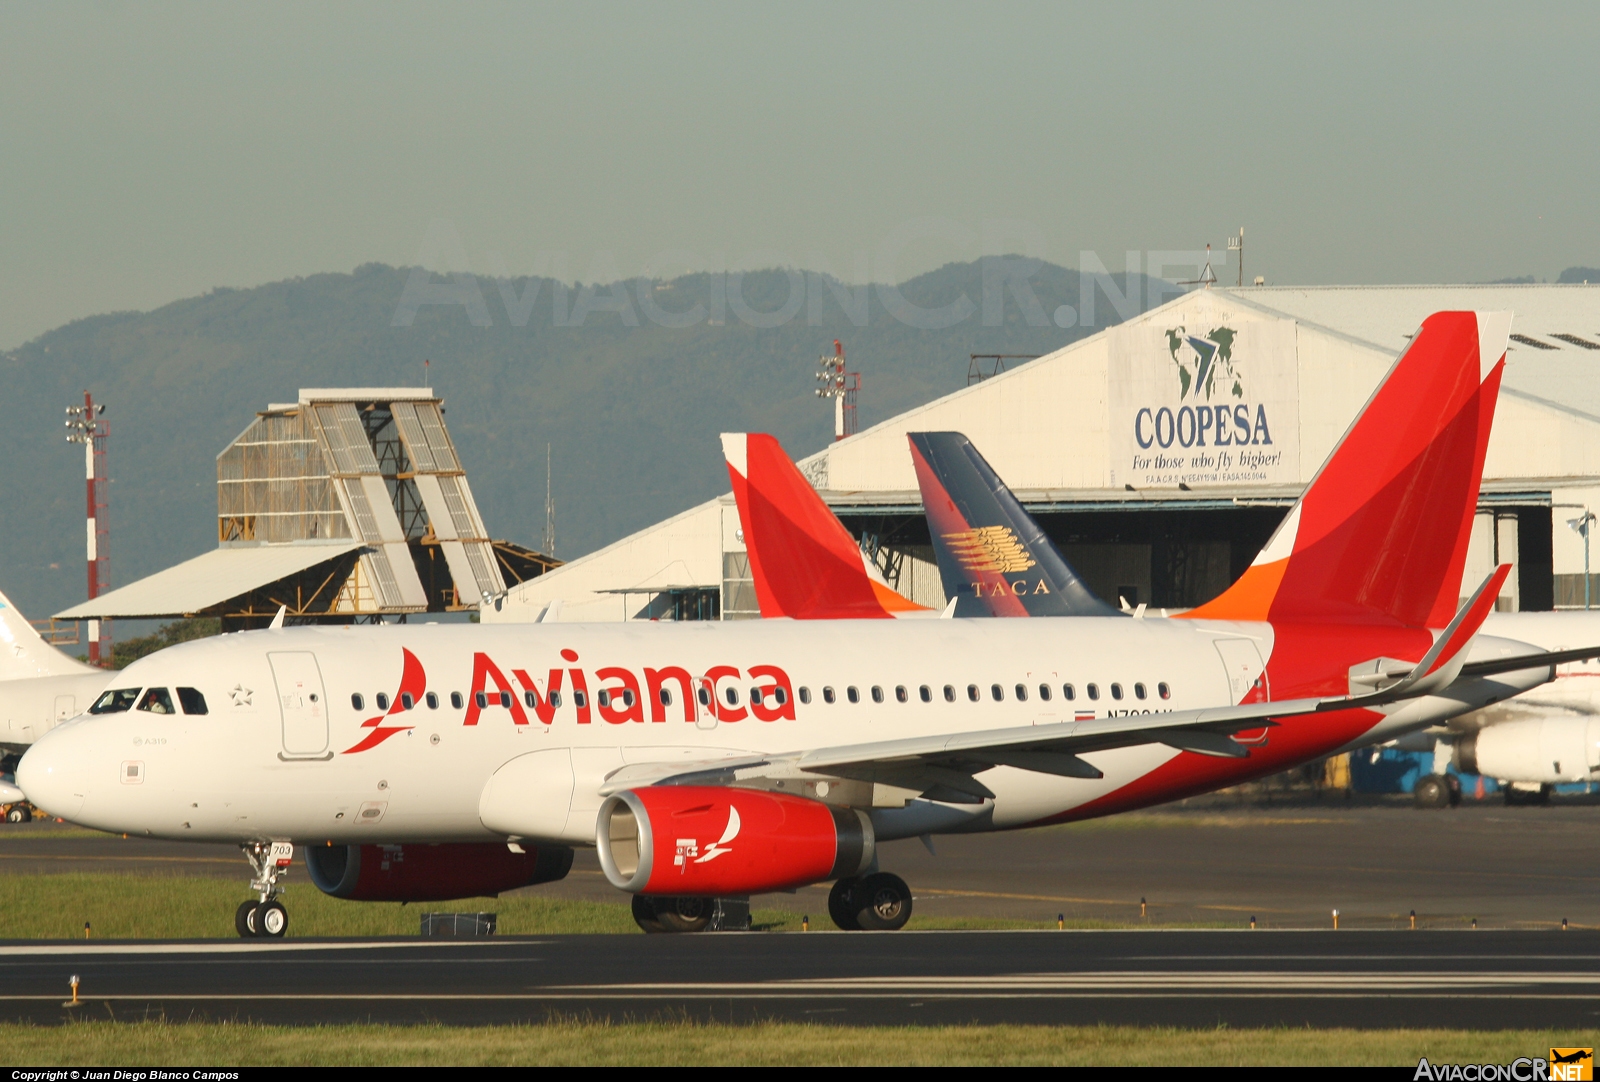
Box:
[237, 841, 293, 938]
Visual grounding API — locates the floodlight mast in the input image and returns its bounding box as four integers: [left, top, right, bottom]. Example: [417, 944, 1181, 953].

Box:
[64, 392, 109, 665]
[814, 339, 860, 441]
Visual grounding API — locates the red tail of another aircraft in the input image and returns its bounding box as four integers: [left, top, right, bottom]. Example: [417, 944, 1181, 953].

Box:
[721, 433, 926, 619]
[1184, 311, 1511, 627]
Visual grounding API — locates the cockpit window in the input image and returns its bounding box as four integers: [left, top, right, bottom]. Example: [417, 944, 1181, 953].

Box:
[177, 687, 208, 715]
[90, 688, 141, 714]
[137, 688, 175, 715]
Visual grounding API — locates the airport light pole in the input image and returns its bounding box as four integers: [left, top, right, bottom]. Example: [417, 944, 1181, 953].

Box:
[65, 393, 109, 665]
[815, 340, 860, 441]
[1558, 503, 1595, 610]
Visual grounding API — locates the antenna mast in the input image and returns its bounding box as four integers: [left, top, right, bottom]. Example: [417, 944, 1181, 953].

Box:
[543, 443, 555, 558]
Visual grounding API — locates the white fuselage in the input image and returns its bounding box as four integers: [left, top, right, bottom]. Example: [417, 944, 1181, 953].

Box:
[15, 616, 1542, 847]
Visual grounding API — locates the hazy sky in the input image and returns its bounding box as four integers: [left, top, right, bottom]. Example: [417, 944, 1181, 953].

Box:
[2, 1, 1595, 348]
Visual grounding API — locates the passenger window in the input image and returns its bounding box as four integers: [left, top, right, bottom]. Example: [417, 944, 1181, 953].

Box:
[823, 687, 836, 704]
[1014, 684, 1028, 702]
[1087, 684, 1100, 701]
[919, 686, 932, 703]
[1063, 684, 1076, 700]
[90, 688, 141, 714]
[871, 686, 884, 703]
[425, 692, 439, 709]
[500, 691, 512, 708]
[697, 687, 711, 707]
[1134, 683, 1147, 700]
[350, 692, 365, 711]
[550, 691, 562, 707]
[623, 689, 635, 707]
[451, 692, 464, 710]
[967, 684, 980, 702]
[524, 691, 538, 708]
[1111, 684, 1124, 700]
[895, 686, 908, 703]
[474, 692, 487, 709]
[750, 689, 763, 705]
[573, 691, 587, 708]
[137, 688, 175, 715]
[376, 692, 390, 711]
[724, 687, 740, 706]
[177, 687, 208, 715]
[774, 687, 788, 705]
[1038, 684, 1052, 702]
[401, 692, 415, 710]
[1159, 682, 1171, 700]
[944, 685, 956, 702]
[598, 690, 611, 707]
[990, 684, 1004, 702]
[847, 687, 860, 704]
[799, 687, 811, 705]
[659, 688, 673, 706]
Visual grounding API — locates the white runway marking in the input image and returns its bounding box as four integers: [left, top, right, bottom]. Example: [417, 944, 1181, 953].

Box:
[0, 940, 530, 957]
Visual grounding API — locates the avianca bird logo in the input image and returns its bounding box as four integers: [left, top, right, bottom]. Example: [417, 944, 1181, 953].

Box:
[687, 806, 740, 867]
[341, 647, 424, 754]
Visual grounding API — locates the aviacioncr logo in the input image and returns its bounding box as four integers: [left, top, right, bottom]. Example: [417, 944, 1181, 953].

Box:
[1166, 325, 1240, 401]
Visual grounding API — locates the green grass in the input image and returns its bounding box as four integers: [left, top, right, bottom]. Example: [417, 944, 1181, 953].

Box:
[0, 873, 640, 938]
[3, 1020, 1596, 1066]
[1, 874, 1205, 938]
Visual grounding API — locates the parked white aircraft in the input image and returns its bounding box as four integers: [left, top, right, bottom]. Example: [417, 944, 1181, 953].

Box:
[0, 587, 110, 818]
[15, 311, 1593, 938]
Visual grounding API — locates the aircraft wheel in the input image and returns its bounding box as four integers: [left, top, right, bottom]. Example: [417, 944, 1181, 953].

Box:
[1413, 775, 1449, 809]
[655, 896, 712, 933]
[631, 894, 666, 934]
[5, 805, 30, 823]
[828, 878, 861, 930]
[853, 873, 913, 931]
[235, 900, 260, 938]
[256, 900, 288, 938]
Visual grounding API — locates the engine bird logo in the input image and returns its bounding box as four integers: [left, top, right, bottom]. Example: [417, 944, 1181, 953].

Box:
[943, 526, 1037, 574]
[676, 806, 741, 871]
[1166, 325, 1241, 402]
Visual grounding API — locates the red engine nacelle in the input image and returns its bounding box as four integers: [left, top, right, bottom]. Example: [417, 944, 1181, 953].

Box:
[595, 785, 874, 896]
[305, 842, 573, 902]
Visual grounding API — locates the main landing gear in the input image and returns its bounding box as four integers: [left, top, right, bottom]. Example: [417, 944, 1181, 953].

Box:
[631, 895, 751, 933]
[236, 841, 292, 938]
[828, 873, 913, 931]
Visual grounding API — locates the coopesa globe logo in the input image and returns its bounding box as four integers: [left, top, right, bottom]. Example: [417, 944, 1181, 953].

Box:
[1134, 325, 1275, 451]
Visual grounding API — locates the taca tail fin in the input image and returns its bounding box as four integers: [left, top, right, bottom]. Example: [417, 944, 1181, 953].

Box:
[1184, 310, 1511, 627]
[908, 432, 1122, 618]
[721, 433, 926, 619]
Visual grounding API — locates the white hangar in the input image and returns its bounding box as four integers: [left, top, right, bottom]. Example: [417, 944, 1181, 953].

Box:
[484, 284, 1600, 625]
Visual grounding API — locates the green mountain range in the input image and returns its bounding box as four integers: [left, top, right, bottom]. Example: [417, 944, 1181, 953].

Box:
[0, 259, 1165, 622]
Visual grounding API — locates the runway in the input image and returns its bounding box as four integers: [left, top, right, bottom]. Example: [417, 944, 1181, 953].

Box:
[4, 930, 1600, 1027]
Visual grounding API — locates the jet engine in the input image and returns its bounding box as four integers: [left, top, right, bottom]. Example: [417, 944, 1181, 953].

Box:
[596, 785, 874, 896]
[305, 842, 573, 902]
[1454, 717, 1600, 785]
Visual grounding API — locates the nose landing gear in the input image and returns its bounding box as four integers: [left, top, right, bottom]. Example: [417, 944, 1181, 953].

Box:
[237, 841, 294, 938]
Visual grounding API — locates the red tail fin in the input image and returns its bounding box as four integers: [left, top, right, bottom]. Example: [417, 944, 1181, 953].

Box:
[721, 433, 924, 619]
[1184, 311, 1510, 627]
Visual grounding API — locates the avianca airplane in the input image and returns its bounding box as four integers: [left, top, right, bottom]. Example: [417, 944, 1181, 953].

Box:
[15, 311, 1578, 939]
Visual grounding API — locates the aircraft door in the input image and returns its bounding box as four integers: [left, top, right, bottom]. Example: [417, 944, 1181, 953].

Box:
[695, 677, 717, 731]
[1214, 639, 1268, 705]
[270, 651, 330, 758]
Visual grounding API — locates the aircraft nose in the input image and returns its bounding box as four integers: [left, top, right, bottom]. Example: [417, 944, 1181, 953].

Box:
[16, 720, 93, 820]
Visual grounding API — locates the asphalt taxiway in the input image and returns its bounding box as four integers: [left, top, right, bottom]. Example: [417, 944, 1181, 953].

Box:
[3, 930, 1598, 1027]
